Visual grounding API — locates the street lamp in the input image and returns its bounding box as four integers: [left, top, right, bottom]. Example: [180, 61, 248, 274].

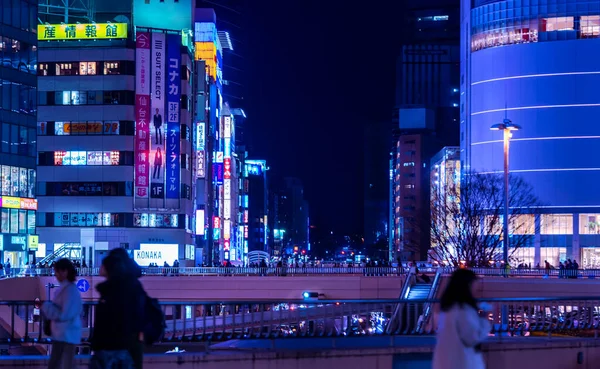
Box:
[490, 118, 521, 268]
[490, 118, 521, 333]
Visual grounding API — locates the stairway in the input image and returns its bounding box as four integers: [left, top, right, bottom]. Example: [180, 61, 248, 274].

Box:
[37, 243, 82, 266]
[406, 283, 432, 300]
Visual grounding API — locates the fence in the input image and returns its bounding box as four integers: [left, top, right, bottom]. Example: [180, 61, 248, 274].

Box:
[2, 297, 600, 346]
[0, 266, 594, 278]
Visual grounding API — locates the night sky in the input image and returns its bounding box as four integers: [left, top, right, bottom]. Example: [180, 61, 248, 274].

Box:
[240, 2, 403, 236]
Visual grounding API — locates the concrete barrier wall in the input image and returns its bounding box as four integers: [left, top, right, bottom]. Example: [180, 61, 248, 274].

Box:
[1, 338, 600, 369]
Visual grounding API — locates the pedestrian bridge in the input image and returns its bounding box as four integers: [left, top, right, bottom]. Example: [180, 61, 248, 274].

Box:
[3, 268, 600, 302]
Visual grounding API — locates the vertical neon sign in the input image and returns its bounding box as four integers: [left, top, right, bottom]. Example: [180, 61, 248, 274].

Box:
[135, 32, 151, 202]
[166, 34, 181, 199]
[150, 33, 166, 201]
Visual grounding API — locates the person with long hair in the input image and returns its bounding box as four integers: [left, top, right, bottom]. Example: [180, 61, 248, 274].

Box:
[90, 251, 146, 369]
[42, 258, 82, 369]
[432, 269, 491, 369]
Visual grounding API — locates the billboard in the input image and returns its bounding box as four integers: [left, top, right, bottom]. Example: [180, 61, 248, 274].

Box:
[197, 151, 205, 178]
[38, 23, 127, 41]
[195, 209, 205, 235]
[166, 34, 181, 199]
[197, 122, 205, 150]
[135, 243, 179, 266]
[150, 33, 166, 200]
[134, 32, 151, 200]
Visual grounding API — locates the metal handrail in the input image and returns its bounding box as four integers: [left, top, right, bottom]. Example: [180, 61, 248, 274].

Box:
[417, 269, 443, 334]
[0, 266, 596, 278]
[1, 297, 600, 345]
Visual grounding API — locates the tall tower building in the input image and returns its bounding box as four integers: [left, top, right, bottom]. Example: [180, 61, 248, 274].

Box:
[0, 0, 38, 266]
[391, 0, 461, 261]
[461, 0, 600, 268]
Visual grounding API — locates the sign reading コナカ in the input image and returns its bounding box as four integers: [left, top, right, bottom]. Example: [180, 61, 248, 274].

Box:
[38, 23, 127, 41]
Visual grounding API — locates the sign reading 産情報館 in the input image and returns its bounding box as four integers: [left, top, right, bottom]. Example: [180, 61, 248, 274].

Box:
[38, 23, 127, 41]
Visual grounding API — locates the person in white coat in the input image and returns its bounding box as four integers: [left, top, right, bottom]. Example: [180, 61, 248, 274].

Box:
[42, 258, 82, 369]
[432, 269, 491, 369]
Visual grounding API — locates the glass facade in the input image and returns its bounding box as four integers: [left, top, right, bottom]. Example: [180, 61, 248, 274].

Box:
[0, 0, 37, 267]
[470, 0, 600, 52]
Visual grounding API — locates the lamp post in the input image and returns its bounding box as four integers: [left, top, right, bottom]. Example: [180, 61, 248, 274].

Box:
[490, 118, 521, 332]
[490, 119, 521, 266]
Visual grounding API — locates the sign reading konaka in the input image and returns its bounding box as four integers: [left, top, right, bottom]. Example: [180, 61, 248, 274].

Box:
[134, 32, 151, 201]
[134, 243, 179, 266]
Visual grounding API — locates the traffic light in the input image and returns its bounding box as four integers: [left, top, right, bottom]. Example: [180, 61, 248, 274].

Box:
[302, 291, 319, 300]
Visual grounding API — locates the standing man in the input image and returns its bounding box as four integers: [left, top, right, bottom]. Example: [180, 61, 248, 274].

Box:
[153, 147, 163, 180]
[153, 108, 162, 145]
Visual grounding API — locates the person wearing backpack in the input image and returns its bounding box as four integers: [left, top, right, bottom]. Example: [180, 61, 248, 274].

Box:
[106, 248, 165, 369]
[90, 253, 146, 369]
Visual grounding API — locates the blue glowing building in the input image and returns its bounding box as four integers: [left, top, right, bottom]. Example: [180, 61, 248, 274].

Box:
[461, 0, 600, 267]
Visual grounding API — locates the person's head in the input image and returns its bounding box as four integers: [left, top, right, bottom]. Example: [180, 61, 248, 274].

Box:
[54, 258, 77, 283]
[101, 248, 141, 279]
[155, 108, 159, 114]
[440, 269, 478, 312]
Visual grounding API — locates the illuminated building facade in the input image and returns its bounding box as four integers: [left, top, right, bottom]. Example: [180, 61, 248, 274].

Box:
[429, 147, 460, 255]
[36, 0, 197, 266]
[193, 9, 244, 265]
[390, 0, 460, 262]
[461, 0, 600, 267]
[271, 178, 309, 257]
[0, 0, 38, 266]
[244, 160, 270, 255]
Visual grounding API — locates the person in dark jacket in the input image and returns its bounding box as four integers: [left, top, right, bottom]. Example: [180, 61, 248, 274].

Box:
[90, 252, 146, 369]
[104, 248, 146, 369]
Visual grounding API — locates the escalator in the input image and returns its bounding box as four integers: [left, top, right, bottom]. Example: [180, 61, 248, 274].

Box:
[37, 243, 82, 266]
[386, 270, 441, 334]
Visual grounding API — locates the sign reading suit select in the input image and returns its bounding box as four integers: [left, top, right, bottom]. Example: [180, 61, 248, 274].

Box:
[134, 243, 179, 266]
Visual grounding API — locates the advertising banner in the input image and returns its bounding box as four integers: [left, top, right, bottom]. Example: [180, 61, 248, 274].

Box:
[224, 158, 231, 180]
[197, 122, 205, 150]
[223, 180, 231, 200]
[166, 34, 181, 199]
[150, 33, 166, 200]
[215, 163, 223, 184]
[135, 243, 179, 267]
[197, 151, 205, 178]
[38, 23, 127, 41]
[223, 117, 231, 138]
[135, 32, 151, 200]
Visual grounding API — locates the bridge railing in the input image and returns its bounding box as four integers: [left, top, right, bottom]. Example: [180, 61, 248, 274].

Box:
[0, 266, 592, 278]
[1, 297, 600, 345]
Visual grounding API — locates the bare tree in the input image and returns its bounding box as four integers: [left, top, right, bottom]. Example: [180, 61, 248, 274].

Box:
[429, 172, 540, 267]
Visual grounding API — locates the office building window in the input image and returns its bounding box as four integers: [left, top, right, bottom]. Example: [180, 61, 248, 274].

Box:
[103, 62, 120, 75]
[581, 248, 600, 269]
[38, 121, 133, 136]
[79, 62, 97, 75]
[580, 214, 600, 234]
[540, 247, 567, 267]
[53, 212, 121, 227]
[542, 17, 575, 32]
[42, 182, 132, 196]
[133, 213, 179, 228]
[510, 214, 535, 235]
[0, 165, 35, 197]
[41, 90, 134, 105]
[541, 214, 573, 235]
[40, 151, 132, 166]
[512, 247, 534, 267]
[0, 208, 34, 235]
